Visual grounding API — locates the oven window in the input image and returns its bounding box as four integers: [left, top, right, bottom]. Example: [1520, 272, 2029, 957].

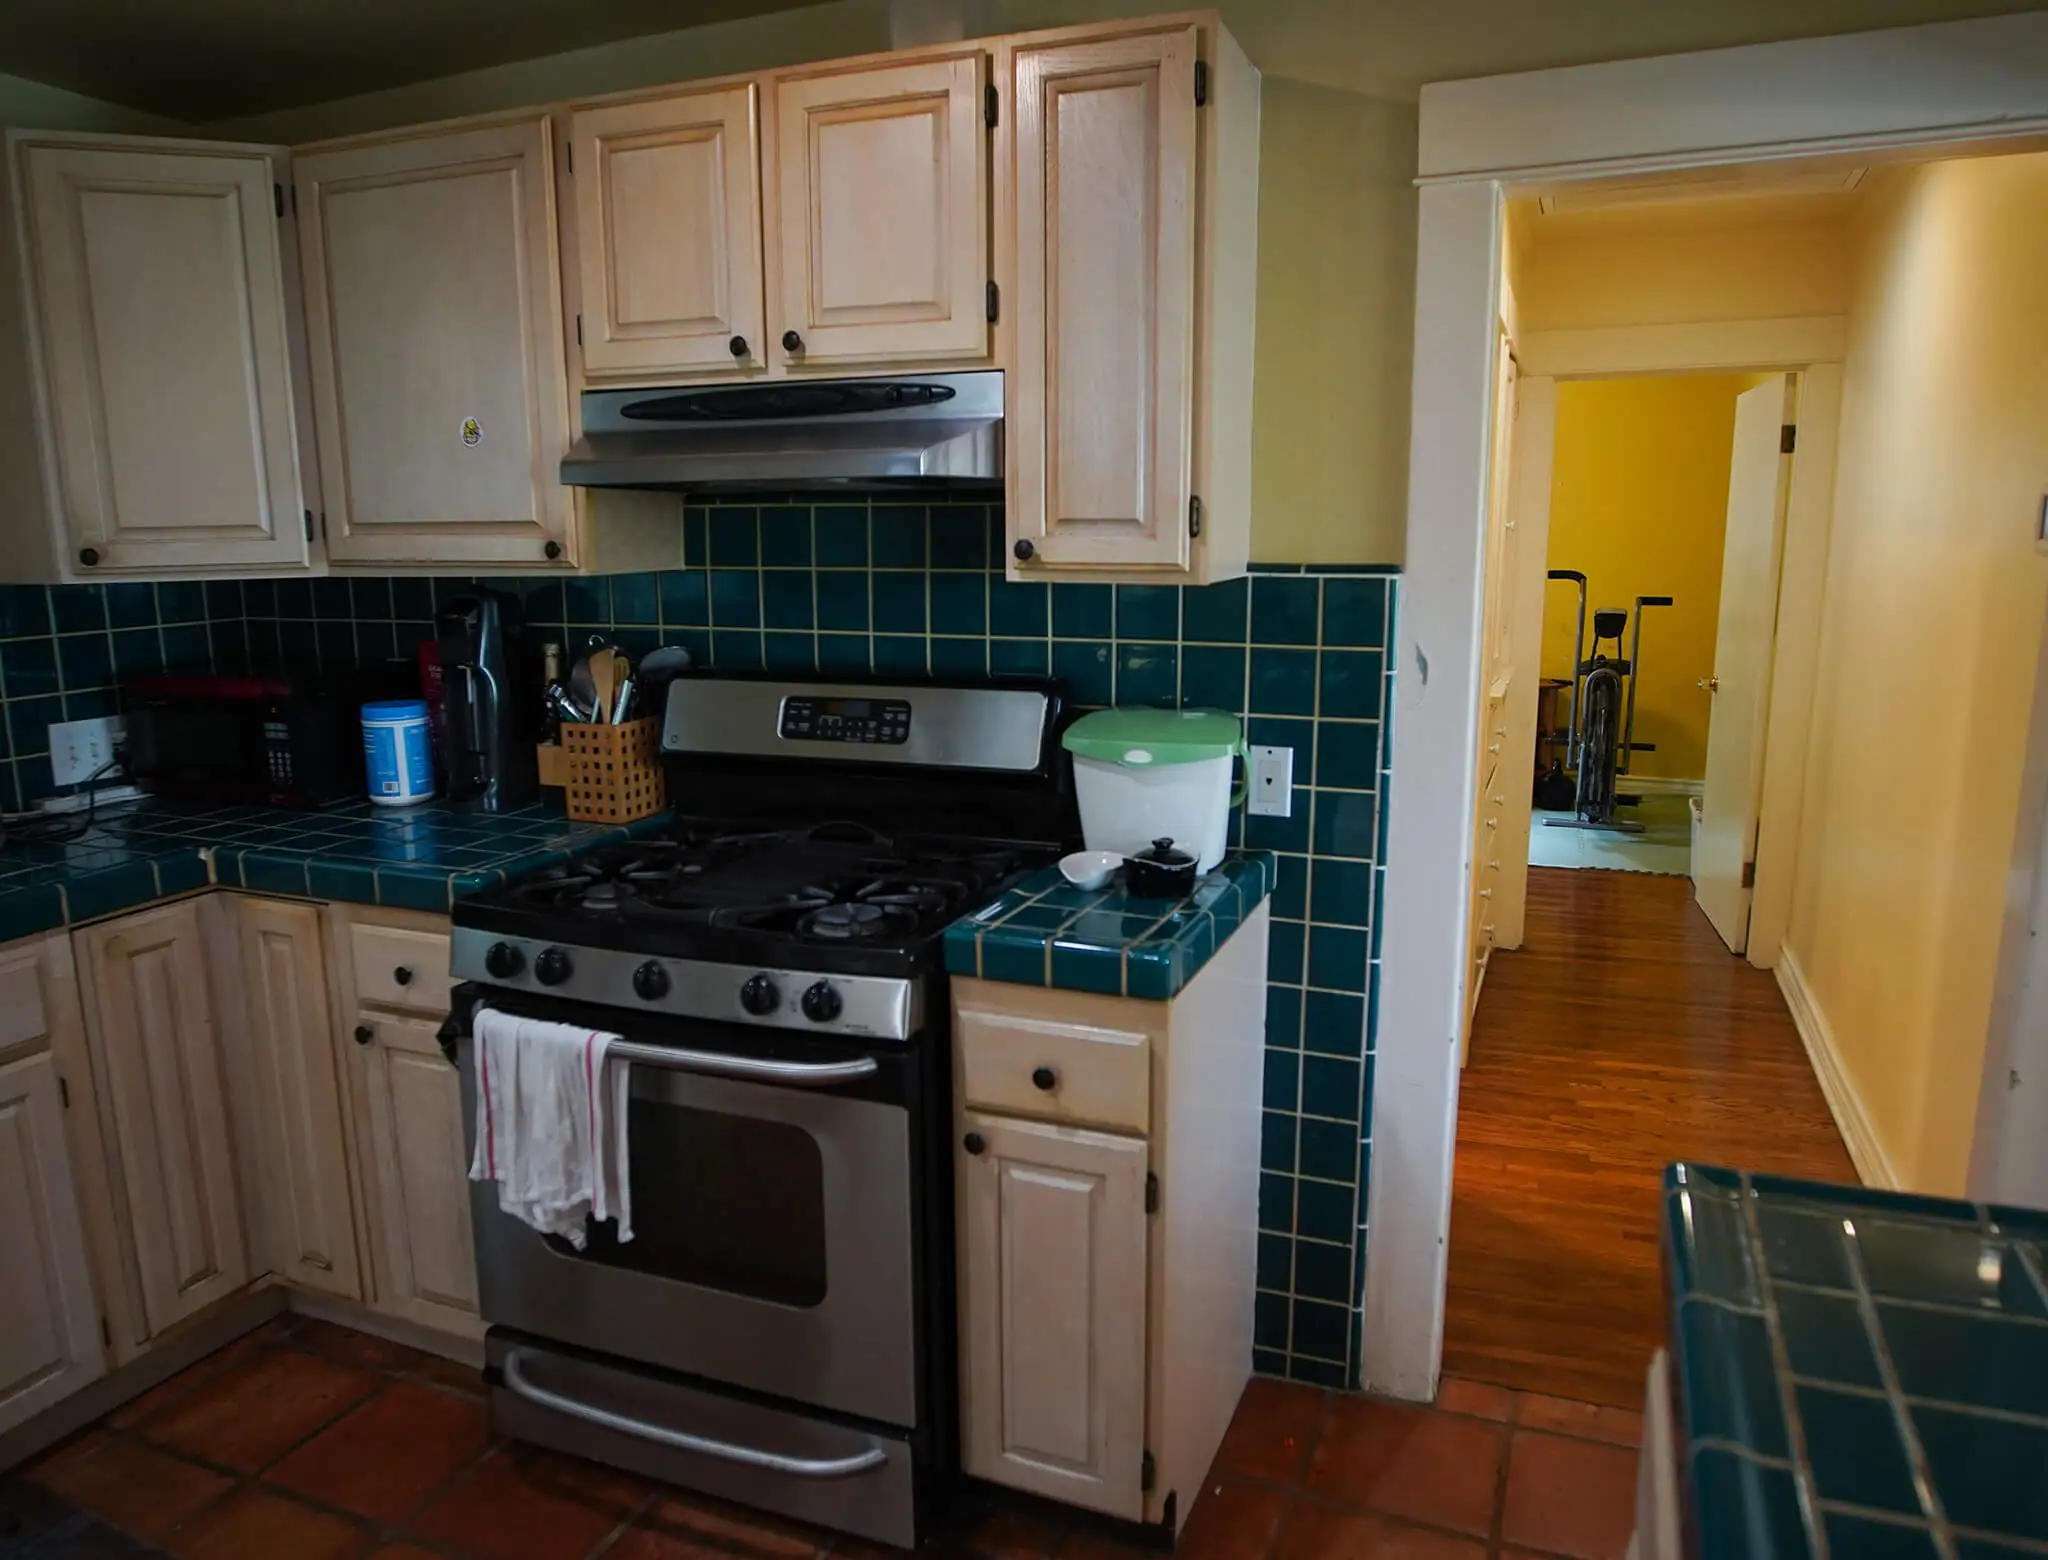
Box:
[559, 1101, 829, 1308]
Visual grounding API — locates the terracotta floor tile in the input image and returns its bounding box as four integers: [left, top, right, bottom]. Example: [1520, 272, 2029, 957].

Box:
[1214, 1378, 1329, 1483]
[26, 1434, 233, 1542]
[1433, 1379, 1513, 1424]
[292, 1318, 432, 1374]
[409, 1444, 645, 1560]
[642, 1491, 828, 1558]
[142, 1347, 382, 1473]
[1052, 1531, 1152, 1560]
[1514, 1394, 1642, 1448]
[165, 1487, 373, 1560]
[1274, 1502, 1487, 1560]
[1307, 1399, 1503, 1537]
[954, 1507, 1065, 1558]
[268, 1381, 491, 1522]
[607, 1525, 739, 1560]
[105, 1338, 267, 1431]
[1500, 1430, 1638, 1560]
[1176, 1479, 1289, 1560]
[368, 1547, 448, 1560]
[407, 1354, 489, 1401]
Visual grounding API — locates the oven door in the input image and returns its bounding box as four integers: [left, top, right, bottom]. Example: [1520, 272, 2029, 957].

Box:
[448, 984, 919, 1429]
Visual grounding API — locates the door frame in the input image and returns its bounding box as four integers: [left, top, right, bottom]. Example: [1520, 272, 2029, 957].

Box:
[1365, 11, 2048, 1401]
[1491, 330, 1845, 966]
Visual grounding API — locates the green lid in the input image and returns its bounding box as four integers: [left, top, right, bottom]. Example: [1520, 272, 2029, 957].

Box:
[1062, 707, 1244, 766]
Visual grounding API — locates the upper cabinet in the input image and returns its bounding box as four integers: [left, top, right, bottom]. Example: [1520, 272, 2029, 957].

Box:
[765, 52, 990, 371]
[570, 85, 767, 378]
[0, 134, 315, 582]
[295, 116, 578, 568]
[999, 18, 1258, 583]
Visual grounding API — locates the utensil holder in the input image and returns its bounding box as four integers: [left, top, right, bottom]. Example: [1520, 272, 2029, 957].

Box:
[561, 718, 665, 824]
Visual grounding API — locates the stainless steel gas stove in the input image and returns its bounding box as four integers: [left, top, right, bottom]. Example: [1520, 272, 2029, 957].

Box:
[439, 675, 1075, 1549]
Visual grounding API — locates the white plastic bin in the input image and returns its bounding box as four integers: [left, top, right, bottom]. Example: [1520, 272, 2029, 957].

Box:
[1061, 708, 1247, 872]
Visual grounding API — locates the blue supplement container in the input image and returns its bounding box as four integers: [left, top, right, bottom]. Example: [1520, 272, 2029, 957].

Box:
[362, 699, 434, 806]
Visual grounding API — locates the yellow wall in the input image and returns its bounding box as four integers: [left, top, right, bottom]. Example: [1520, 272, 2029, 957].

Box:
[1787, 151, 2048, 1194]
[1542, 376, 1757, 780]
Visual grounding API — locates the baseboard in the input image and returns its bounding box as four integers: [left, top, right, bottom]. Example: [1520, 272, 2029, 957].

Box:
[285, 1289, 485, 1367]
[1775, 949, 1898, 1189]
[1617, 776, 1703, 798]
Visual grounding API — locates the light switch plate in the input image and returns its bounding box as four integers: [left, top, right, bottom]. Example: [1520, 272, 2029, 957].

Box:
[1248, 745, 1293, 817]
[50, 715, 124, 788]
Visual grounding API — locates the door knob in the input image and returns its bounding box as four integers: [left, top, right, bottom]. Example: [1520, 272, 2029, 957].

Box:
[78, 547, 99, 567]
[963, 1132, 987, 1155]
[1032, 1066, 1058, 1091]
[728, 335, 748, 358]
[354, 1024, 374, 1046]
[1013, 538, 1035, 562]
[393, 965, 413, 986]
[1699, 675, 1720, 692]
[782, 329, 804, 353]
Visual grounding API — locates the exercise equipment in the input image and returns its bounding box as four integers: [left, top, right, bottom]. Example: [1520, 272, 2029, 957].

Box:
[1540, 570, 1673, 833]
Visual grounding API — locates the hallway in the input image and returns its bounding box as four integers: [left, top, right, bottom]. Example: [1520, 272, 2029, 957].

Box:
[1444, 867, 1855, 1408]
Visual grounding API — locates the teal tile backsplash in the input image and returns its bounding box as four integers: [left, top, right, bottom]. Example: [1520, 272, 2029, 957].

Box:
[0, 495, 1396, 1390]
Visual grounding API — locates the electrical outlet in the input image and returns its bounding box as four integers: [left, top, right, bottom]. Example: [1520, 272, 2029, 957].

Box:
[50, 715, 124, 788]
[1248, 745, 1294, 817]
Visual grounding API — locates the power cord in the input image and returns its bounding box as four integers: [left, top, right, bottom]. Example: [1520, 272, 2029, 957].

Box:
[0, 755, 131, 848]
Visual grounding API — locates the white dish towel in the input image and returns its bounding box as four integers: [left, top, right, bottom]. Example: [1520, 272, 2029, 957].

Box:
[467, 1008, 633, 1248]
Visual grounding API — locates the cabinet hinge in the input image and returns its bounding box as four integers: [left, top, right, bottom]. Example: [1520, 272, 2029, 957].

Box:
[577, 314, 584, 346]
[1194, 60, 1209, 106]
[1188, 496, 1203, 539]
[100, 1316, 111, 1348]
[1742, 860, 1756, 889]
[1145, 1172, 1159, 1215]
[58, 1075, 69, 1109]
[565, 141, 573, 174]
[304, 509, 314, 542]
[1781, 424, 1797, 454]
[290, 184, 298, 216]
[273, 182, 285, 218]
[319, 511, 328, 541]
[985, 84, 999, 129]
[986, 280, 999, 324]
[1141, 1450, 1156, 1491]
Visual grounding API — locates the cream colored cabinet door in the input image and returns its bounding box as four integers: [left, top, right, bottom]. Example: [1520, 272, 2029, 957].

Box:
[1004, 27, 1198, 573]
[17, 140, 311, 575]
[76, 902, 249, 1338]
[958, 1109, 1148, 1519]
[766, 53, 989, 369]
[296, 117, 574, 567]
[0, 1049, 105, 1436]
[354, 1011, 481, 1338]
[236, 898, 361, 1299]
[570, 85, 766, 378]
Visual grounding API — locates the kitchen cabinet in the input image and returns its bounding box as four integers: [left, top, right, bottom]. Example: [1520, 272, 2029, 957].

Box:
[0, 938, 105, 1438]
[74, 901, 250, 1340]
[569, 84, 767, 379]
[998, 16, 1258, 583]
[952, 902, 1269, 1532]
[0, 132, 315, 582]
[764, 51, 991, 370]
[236, 897, 362, 1299]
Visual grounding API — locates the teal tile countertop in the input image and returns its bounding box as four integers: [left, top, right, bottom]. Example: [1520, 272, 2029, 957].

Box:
[943, 851, 1276, 1000]
[0, 799, 665, 939]
[1663, 1161, 2048, 1559]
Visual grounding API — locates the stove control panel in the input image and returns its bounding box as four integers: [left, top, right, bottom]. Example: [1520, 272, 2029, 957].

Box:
[779, 696, 911, 746]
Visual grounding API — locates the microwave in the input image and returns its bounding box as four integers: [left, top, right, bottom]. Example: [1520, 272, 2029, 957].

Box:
[123, 671, 400, 809]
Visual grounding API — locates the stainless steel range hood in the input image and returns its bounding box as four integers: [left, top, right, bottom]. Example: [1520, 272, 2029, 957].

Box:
[561, 371, 1003, 490]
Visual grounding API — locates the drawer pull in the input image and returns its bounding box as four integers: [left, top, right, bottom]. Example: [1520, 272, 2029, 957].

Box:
[1031, 1066, 1058, 1092]
[354, 1024, 374, 1046]
[963, 1132, 987, 1155]
[393, 965, 414, 986]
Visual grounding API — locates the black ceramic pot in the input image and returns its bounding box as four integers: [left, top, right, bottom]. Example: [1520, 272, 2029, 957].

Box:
[1125, 837, 1198, 898]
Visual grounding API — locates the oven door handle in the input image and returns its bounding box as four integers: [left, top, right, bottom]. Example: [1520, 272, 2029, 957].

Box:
[608, 1041, 879, 1088]
[500, 1351, 889, 1479]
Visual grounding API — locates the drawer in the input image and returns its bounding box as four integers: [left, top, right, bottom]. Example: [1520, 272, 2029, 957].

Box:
[350, 922, 452, 1015]
[0, 949, 49, 1054]
[956, 1005, 1149, 1135]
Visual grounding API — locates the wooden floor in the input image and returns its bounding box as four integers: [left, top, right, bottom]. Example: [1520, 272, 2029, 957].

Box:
[1444, 867, 1855, 1409]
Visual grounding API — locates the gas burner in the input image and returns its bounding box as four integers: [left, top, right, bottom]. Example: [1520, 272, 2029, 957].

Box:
[803, 902, 912, 941]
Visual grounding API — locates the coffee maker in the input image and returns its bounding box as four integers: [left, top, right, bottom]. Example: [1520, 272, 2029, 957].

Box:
[436, 589, 538, 811]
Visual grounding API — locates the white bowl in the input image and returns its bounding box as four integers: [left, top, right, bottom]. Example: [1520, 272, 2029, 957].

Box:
[1058, 850, 1123, 891]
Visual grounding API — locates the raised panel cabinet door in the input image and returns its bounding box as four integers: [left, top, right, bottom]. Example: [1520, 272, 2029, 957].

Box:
[78, 901, 248, 1337]
[236, 897, 361, 1299]
[19, 142, 310, 575]
[769, 53, 988, 367]
[357, 1011, 481, 1337]
[297, 118, 574, 567]
[0, 1051, 105, 1436]
[958, 1110, 1148, 1518]
[572, 85, 766, 378]
[1007, 29, 1198, 572]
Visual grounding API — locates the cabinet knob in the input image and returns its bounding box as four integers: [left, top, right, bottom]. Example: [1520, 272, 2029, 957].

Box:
[728, 335, 749, 358]
[393, 965, 413, 986]
[353, 1024, 374, 1046]
[544, 540, 564, 561]
[781, 329, 804, 354]
[1013, 538, 1035, 562]
[1032, 1066, 1057, 1092]
[78, 547, 99, 567]
[963, 1131, 987, 1155]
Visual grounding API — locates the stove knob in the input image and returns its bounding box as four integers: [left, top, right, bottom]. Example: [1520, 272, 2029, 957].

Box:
[801, 981, 843, 1023]
[740, 973, 780, 1015]
[534, 947, 574, 987]
[485, 941, 525, 979]
[633, 961, 671, 1001]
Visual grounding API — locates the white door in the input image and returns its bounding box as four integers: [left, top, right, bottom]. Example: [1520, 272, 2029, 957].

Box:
[958, 1110, 1148, 1518]
[0, 1051, 106, 1436]
[19, 141, 311, 575]
[1695, 376, 1795, 952]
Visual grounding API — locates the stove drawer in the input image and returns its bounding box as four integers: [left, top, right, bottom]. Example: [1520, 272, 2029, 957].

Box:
[350, 922, 452, 1015]
[954, 1003, 1150, 1135]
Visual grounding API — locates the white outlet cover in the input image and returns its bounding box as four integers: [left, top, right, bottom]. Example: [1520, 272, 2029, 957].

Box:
[49, 715, 125, 788]
[1248, 744, 1294, 818]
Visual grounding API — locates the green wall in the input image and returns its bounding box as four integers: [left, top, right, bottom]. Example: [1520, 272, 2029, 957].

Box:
[0, 70, 185, 133]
